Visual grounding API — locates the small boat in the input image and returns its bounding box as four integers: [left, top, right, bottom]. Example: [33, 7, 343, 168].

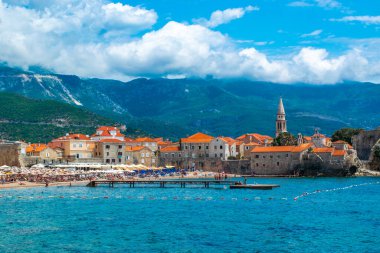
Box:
[229, 182, 280, 190]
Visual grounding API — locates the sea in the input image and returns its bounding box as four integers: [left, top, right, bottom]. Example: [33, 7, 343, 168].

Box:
[1, 177, 379, 253]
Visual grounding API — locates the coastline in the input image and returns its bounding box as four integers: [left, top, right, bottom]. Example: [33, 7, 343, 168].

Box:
[0, 173, 241, 190]
[0, 181, 89, 189]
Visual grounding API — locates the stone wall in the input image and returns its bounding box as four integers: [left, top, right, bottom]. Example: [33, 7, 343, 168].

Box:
[0, 142, 22, 167]
[352, 128, 380, 160]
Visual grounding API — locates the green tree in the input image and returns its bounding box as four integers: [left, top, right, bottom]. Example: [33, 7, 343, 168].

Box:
[272, 132, 297, 146]
[331, 128, 363, 144]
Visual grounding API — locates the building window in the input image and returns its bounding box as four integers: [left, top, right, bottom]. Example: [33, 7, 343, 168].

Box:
[263, 164, 265, 167]
[118, 145, 122, 149]
[270, 155, 273, 158]
[191, 146, 194, 150]
[185, 146, 188, 150]
[79, 143, 83, 148]
[106, 152, 109, 156]
[171, 153, 175, 158]
[142, 153, 145, 157]
[256, 163, 259, 167]
[152, 159, 155, 163]
[106, 145, 110, 149]
[118, 152, 122, 156]
[215, 154, 217, 158]
[198, 146, 201, 150]
[263, 156, 266, 158]
[146, 153, 150, 157]
[220, 145, 223, 149]
[165, 154, 168, 158]
[112, 159, 115, 163]
[277, 162, 280, 166]
[220, 153, 223, 157]
[106, 159, 110, 163]
[119, 159, 121, 163]
[286, 154, 289, 157]
[245, 147, 249, 150]
[255, 155, 259, 158]
[141, 159, 145, 164]
[206, 154, 209, 157]
[206, 146, 209, 150]
[73, 144, 77, 148]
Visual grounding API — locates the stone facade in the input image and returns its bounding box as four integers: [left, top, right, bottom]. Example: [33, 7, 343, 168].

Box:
[126, 146, 157, 167]
[0, 141, 24, 167]
[95, 140, 126, 164]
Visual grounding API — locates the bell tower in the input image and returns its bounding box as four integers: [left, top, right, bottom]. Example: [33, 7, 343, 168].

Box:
[276, 97, 287, 137]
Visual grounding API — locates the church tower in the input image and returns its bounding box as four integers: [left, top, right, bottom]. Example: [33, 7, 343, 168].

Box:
[276, 97, 287, 137]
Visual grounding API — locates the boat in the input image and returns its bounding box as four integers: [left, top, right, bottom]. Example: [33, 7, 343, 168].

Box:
[229, 182, 280, 190]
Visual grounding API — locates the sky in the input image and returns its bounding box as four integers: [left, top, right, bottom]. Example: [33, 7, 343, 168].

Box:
[0, 0, 379, 84]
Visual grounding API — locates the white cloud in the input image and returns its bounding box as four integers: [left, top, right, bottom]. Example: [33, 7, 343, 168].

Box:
[315, 0, 341, 9]
[288, 1, 313, 7]
[0, 0, 379, 84]
[289, 0, 343, 10]
[301, 29, 323, 37]
[194, 5, 259, 28]
[331, 16, 380, 25]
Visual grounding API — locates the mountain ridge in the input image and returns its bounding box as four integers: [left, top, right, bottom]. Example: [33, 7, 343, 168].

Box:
[1, 66, 379, 139]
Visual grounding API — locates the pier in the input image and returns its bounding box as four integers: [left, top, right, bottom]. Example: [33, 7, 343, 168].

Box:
[88, 179, 234, 188]
[87, 179, 280, 189]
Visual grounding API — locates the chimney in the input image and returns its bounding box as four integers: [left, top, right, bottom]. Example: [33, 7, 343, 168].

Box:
[264, 139, 268, 147]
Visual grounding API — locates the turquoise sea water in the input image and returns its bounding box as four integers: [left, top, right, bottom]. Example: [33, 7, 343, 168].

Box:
[1, 177, 380, 253]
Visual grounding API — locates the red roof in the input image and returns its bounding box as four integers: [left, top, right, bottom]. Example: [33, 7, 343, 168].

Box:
[93, 126, 124, 137]
[333, 140, 348, 144]
[26, 143, 48, 153]
[160, 146, 181, 152]
[252, 144, 311, 153]
[53, 134, 91, 141]
[99, 139, 123, 143]
[135, 137, 157, 142]
[313, 147, 334, 153]
[236, 133, 273, 144]
[181, 132, 214, 143]
[125, 146, 150, 152]
[333, 149, 346, 156]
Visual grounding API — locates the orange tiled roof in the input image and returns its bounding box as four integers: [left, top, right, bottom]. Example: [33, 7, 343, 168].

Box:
[251, 146, 295, 153]
[125, 146, 149, 152]
[93, 126, 124, 137]
[333, 140, 348, 144]
[303, 136, 312, 142]
[251, 144, 311, 153]
[313, 147, 334, 153]
[181, 132, 214, 143]
[26, 143, 48, 153]
[99, 139, 123, 143]
[292, 143, 313, 152]
[135, 137, 157, 142]
[236, 133, 273, 144]
[160, 146, 181, 152]
[333, 149, 346, 156]
[54, 134, 91, 141]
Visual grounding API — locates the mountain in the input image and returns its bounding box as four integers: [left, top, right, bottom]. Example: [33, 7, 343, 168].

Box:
[1, 65, 379, 139]
[0, 93, 143, 142]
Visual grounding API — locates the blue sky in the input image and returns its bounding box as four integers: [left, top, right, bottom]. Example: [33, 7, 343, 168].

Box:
[0, 0, 379, 83]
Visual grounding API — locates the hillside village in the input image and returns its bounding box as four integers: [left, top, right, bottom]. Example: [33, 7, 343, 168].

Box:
[0, 98, 377, 176]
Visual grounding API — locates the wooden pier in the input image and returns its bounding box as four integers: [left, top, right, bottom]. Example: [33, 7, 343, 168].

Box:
[87, 179, 279, 190]
[88, 179, 234, 188]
